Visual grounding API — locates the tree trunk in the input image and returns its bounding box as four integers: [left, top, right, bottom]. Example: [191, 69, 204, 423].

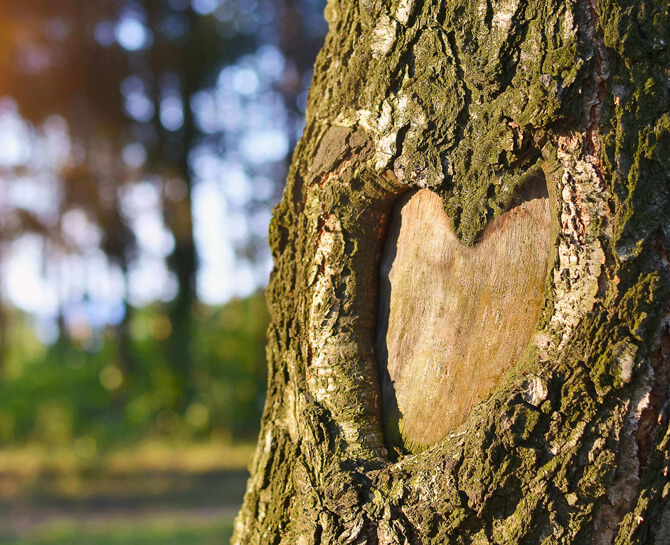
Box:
[233, 0, 670, 543]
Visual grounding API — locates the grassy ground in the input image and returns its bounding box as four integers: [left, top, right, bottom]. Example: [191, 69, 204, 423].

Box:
[1, 512, 235, 545]
[0, 441, 253, 545]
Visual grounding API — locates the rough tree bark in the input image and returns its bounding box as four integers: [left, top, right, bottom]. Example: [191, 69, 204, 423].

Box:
[233, 0, 670, 543]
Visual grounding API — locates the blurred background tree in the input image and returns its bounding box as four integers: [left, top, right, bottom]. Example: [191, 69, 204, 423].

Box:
[0, 0, 327, 452]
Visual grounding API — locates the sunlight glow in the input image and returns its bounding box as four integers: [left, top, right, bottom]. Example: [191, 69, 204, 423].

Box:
[4, 235, 59, 317]
[0, 107, 32, 167]
[0, 5, 315, 325]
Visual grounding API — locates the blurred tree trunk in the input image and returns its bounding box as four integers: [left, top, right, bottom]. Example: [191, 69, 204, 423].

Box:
[165, 145, 197, 408]
[155, 4, 201, 408]
[0, 244, 7, 375]
[164, 95, 197, 409]
[233, 0, 670, 543]
[98, 182, 137, 376]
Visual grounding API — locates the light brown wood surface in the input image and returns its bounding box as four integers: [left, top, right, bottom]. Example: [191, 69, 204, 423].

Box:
[377, 189, 551, 450]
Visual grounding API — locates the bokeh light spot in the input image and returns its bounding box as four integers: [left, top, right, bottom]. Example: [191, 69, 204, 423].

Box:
[122, 142, 147, 168]
[94, 21, 116, 46]
[159, 96, 184, 131]
[192, 0, 219, 15]
[100, 365, 123, 391]
[115, 17, 153, 51]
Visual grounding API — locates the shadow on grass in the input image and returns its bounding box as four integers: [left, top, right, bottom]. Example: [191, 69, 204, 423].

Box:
[0, 443, 253, 544]
[0, 514, 235, 545]
[2, 469, 249, 511]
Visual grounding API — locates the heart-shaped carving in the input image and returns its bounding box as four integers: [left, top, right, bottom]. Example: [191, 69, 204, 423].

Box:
[377, 187, 551, 451]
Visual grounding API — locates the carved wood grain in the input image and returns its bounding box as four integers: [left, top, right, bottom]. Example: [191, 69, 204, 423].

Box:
[377, 188, 552, 450]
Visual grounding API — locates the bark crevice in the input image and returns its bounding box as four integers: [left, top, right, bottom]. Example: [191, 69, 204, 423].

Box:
[233, 0, 670, 542]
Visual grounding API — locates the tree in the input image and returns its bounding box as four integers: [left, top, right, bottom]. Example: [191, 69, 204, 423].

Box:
[0, 0, 265, 386]
[232, 0, 670, 543]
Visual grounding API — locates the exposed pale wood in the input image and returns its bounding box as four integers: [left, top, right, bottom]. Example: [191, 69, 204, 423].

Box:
[377, 188, 552, 449]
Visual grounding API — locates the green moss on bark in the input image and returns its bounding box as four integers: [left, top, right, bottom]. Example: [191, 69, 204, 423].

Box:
[233, 0, 670, 543]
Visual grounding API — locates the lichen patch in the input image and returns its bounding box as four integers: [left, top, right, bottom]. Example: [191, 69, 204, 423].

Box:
[492, 0, 520, 31]
[371, 16, 398, 57]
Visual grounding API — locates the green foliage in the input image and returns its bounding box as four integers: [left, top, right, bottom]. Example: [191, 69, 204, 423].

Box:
[0, 292, 269, 452]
